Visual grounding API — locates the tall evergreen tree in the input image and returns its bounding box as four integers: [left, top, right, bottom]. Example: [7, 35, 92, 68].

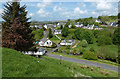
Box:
[2, 1, 34, 51]
[48, 28, 53, 38]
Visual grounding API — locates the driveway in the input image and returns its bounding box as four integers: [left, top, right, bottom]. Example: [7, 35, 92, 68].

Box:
[47, 54, 119, 72]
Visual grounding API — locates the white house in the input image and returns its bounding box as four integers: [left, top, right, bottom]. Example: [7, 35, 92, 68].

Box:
[54, 30, 62, 34]
[95, 19, 101, 23]
[87, 24, 94, 29]
[68, 22, 83, 28]
[56, 22, 66, 27]
[43, 24, 48, 29]
[39, 38, 53, 47]
[22, 48, 46, 56]
[60, 40, 75, 46]
[109, 22, 118, 27]
[34, 48, 46, 55]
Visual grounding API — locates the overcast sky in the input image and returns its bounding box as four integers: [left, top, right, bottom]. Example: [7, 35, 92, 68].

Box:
[0, 0, 119, 21]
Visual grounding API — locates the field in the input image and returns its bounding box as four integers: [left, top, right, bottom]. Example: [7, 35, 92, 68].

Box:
[2, 47, 118, 77]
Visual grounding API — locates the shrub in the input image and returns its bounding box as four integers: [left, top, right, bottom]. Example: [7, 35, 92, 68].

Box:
[83, 51, 98, 60]
[89, 47, 95, 52]
[98, 46, 117, 62]
[51, 43, 57, 48]
[97, 35, 112, 46]
[58, 47, 63, 53]
[65, 50, 70, 54]
[81, 40, 88, 47]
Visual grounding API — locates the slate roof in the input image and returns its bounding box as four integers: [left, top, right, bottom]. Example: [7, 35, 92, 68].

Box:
[38, 48, 45, 52]
[40, 38, 48, 43]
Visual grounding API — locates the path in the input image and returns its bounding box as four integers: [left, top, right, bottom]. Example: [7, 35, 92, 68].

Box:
[47, 54, 119, 72]
[72, 41, 80, 48]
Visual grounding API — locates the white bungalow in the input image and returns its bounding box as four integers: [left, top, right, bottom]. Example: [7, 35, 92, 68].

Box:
[88, 24, 94, 29]
[60, 39, 75, 46]
[54, 30, 62, 34]
[39, 38, 53, 47]
[56, 22, 66, 27]
[22, 48, 46, 56]
[34, 48, 46, 55]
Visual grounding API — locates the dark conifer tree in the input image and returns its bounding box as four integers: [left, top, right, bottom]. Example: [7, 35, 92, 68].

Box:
[2, 1, 34, 51]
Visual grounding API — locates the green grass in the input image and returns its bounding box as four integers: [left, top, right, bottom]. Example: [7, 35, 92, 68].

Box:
[50, 35, 60, 43]
[2, 47, 118, 77]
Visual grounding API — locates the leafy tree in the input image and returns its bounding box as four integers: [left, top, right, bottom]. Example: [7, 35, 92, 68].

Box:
[71, 23, 76, 29]
[98, 16, 102, 20]
[32, 28, 43, 41]
[101, 16, 110, 23]
[48, 28, 53, 38]
[61, 27, 69, 37]
[112, 28, 120, 45]
[81, 40, 88, 47]
[83, 51, 97, 60]
[97, 35, 112, 46]
[74, 29, 94, 44]
[81, 30, 94, 44]
[74, 28, 84, 40]
[94, 22, 100, 27]
[93, 30, 101, 38]
[65, 21, 71, 28]
[2, 1, 34, 51]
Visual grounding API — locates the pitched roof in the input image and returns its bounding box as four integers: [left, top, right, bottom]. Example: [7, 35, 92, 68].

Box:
[40, 38, 48, 43]
[38, 48, 45, 52]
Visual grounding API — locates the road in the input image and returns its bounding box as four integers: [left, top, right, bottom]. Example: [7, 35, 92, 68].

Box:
[47, 54, 119, 72]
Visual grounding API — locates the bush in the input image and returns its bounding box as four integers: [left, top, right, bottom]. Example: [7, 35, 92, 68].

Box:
[83, 51, 98, 60]
[89, 47, 95, 52]
[51, 43, 57, 48]
[58, 47, 63, 53]
[65, 50, 70, 54]
[81, 40, 88, 47]
[98, 46, 117, 62]
[97, 35, 112, 46]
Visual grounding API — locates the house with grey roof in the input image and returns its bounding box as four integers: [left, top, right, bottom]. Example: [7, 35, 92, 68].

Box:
[56, 22, 66, 27]
[54, 30, 62, 34]
[39, 38, 53, 47]
[22, 48, 46, 56]
[109, 22, 118, 27]
[60, 39, 75, 46]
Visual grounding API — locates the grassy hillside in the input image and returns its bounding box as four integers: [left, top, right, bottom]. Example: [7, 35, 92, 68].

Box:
[2, 47, 118, 77]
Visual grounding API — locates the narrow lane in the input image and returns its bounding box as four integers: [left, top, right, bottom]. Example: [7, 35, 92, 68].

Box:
[47, 54, 119, 72]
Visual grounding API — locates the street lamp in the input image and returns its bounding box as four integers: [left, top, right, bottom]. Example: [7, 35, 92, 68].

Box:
[60, 55, 62, 64]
